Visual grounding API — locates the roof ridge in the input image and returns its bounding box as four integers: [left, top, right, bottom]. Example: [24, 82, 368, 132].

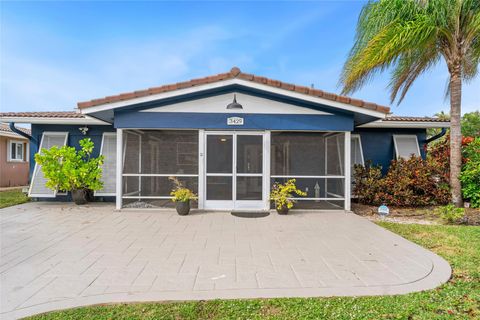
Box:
[77, 67, 390, 114]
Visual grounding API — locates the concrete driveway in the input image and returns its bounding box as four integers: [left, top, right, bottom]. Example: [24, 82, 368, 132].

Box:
[1, 203, 451, 319]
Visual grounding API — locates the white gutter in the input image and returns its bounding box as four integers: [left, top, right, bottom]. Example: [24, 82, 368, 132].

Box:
[0, 116, 111, 125]
[358, 120, 450, 128]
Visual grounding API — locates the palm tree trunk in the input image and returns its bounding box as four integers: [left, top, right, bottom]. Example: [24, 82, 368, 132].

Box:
[449, 70, 463, 207]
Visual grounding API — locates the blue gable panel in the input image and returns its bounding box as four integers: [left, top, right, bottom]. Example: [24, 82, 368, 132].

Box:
[354, 128, 427, 174]
[114, 111, 354, 131]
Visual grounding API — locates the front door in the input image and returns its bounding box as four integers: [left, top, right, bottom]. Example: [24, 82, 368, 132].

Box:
[204, 131, 265, 211]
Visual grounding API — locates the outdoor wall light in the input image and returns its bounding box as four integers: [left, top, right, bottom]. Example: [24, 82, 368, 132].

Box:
[226, 94, 243, 109]
[79, 126, 89, 135]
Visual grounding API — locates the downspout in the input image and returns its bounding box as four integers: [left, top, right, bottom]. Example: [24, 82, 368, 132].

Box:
[9, 122, 37, 144]
[425, 128, 447, 144]
[9, 122, 37, 185]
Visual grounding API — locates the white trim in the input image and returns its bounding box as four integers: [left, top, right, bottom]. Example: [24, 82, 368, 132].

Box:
[95, 132, 117, 197]
[271, 175, 345, 179]
[358, 120, 450, 128]
[80, 78, 388, 118]
[393, 134, 421, 159]
[344, 132, 351, 211]
[198, 129, 205, 209]
[7, 139, 26, 162]
[116, 129, 123, 210]
[28, 132, 69, 198]
[351, 134, 365, 166]
[0, 116, 110, 125]
[122, 173, 199, 177]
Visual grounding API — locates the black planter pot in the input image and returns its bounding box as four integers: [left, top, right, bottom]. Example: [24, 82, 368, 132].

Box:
[176, 201, 190, 215]
[71, 189, 87, 205]
[276, 206, 289, 215]
[85, 189, 95, 202]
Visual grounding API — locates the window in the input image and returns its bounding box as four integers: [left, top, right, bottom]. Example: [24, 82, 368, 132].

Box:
[8, 140, 26, 161]
[351, 135, 364, 166]
[29, 132, 68, 197]
[393, 135, 420, 159]
[95, 132, 117, 196]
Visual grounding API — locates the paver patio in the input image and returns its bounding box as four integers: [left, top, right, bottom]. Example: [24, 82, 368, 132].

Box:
[1, 203, 450, 319]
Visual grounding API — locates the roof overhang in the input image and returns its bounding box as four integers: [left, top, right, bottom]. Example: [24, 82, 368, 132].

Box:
[0, 131, 30, 139]
[0, 116, 110, 125]
[358, 120, 450, 128]
[81, 78, 388, 121]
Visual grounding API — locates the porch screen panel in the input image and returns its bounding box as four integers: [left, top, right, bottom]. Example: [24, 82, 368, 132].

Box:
[271, 132, 345, 209]
[122, 130, 198, 207]
[29, 132, 68, 197]
[95, 133, 117, 196]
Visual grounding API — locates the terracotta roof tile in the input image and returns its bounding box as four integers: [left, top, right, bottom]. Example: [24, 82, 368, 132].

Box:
[76, 67, 391, 114]
[0, 111, 85, 119]
[0, 123, 31, 135]
[385, 116, 449, 122]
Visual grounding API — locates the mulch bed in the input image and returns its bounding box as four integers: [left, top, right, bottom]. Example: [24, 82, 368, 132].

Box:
[352, 202, 480, 226]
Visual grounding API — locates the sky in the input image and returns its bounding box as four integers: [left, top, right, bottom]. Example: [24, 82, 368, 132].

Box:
[1, 1, 479, 117]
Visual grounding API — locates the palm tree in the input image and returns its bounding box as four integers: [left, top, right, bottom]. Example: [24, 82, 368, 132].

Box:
[340, 0, 479, 207]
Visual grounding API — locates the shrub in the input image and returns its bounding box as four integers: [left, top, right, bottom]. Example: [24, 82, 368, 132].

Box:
[460, 137, 480, 208]
[270, 179, 307, 210]
[434, 204, 465, 224]
[353, 157, 450, 207]
[169, 176, 197, 202]
[35, 138, 104, 192]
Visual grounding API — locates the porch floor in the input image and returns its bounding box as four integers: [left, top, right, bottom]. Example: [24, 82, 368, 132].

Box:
[1, 202, 450, 319]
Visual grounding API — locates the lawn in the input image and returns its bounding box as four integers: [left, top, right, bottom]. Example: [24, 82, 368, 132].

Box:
[0, 188, 29, 209]
[27, 222, 479, 320]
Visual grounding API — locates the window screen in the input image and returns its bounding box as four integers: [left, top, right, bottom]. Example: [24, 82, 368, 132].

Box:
[351, 135, 364, 166]
[95, 133, 117, 196]
[29, 132, 68, 197]
[393, 135, 420, 159]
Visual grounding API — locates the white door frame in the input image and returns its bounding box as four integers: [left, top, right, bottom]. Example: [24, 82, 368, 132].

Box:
[203, 130, 269, 211]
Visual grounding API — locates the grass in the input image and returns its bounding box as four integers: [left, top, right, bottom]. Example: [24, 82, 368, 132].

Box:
[0, 188, 29, 209]
[28, 223, 480, 320]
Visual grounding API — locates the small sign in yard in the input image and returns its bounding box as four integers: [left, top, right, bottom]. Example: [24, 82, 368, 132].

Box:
[378, 204, 390, 219]
[227, 117, 244, 126]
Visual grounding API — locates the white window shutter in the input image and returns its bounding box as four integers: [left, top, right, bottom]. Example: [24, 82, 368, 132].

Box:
[95, 133, 117, 196]
[393, 135, 421, 159]
[29, 132, 68, 197]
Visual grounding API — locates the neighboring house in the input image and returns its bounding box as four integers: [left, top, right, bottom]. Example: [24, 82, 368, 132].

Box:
[0, 123, 30, 188]
[0, 67, 449, 211]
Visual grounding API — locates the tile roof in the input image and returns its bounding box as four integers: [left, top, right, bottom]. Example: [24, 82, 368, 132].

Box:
[385, 116, 449, 122]
[0, 123, 31, 135]
[0, 111, 85, 119]
[77, 67, 391, 113]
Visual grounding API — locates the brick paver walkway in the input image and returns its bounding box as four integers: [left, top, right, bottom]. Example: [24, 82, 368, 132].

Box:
[1, 203, 451, 319]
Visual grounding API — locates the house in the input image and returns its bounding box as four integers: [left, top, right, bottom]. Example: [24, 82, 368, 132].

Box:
[0, 123, 30, 188]
[0, 67, 449, 211]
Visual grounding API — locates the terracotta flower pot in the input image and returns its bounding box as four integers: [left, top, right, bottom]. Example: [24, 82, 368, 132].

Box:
[176, 201, 190, 215]
[276, 205, 289, 215]
[71, 189, 87, 205]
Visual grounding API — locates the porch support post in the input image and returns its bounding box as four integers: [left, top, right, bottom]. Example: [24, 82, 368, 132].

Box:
[116, 128, 123, 210]
[198, 129, 205, 209]
[344, 131, 351, 211]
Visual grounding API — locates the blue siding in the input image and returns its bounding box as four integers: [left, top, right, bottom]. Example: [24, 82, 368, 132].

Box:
[29, 124, 115, 177]
[115, 111, 354, 131]
[354, 128, 427, 174]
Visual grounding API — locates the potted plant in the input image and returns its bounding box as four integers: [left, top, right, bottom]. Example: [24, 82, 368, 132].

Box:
[169, 177, 198, 215]
[35, 138, 104, 205]
[270, 179, 306, 215]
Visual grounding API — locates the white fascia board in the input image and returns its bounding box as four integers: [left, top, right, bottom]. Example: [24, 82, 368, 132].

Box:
[0, 132, 30, 139]
[80, 78, 388, 118]
[0, 116, 110, 125]
[358, 120, 450, 128]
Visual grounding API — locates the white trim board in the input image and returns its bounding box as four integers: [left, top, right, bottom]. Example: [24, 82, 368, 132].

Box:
[141, 92, 332, 115]
[80, 78, 388, 118]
